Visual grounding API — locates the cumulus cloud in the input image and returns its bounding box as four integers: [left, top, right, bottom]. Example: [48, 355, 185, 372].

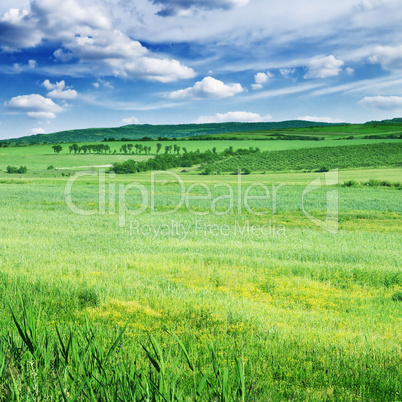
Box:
[305, 55, 344, 79]
[0, 0, 195, 82]
[108, 56, 195, 83]
[195, 111, 272, 123]
[31, 127, 46, 134]
[169, 76, 243, 100]
[297, 115, 345, 123]
[122, 116, 139, 125]
[0, 0, 111, 50]
[42, 79, 78, 99]
[358, 95, 402, 110]
[4, 94, 64, 119]
[252, 71, 272, 90]
[368, 45, 402, 72]
[66, 29, 195, 82]
[153, 0, 250, 17]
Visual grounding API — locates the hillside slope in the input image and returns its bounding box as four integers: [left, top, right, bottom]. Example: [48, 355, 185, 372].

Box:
[5, 121, 343, 144]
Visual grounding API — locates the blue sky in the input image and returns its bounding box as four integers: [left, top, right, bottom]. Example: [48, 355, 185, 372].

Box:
[0, 0, 402, 139]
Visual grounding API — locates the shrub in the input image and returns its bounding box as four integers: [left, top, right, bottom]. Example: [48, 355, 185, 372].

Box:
[343, 180, 358, 187]
[7, 165, 27, 174]
[47, 165, 54, 170]
[316, 166, 330, 172]
[364, 179, 393, 187]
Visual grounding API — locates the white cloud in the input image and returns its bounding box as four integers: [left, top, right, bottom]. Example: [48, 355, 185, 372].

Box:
[169, 76, 243, 100]
[195, 111, 272, 123]
[53, 48, 74, 62]
[66, 29, 195, 82]
[42, 79, 78, 99]
[252, 71, 272, 90]
[4, 94, 64, 119]
[0, 0, 195, 83]
[66, 30, 147, 61]
[108, 56, 195, 83]
[358, 95, 402, 110]
[280, 68, 296, 78]
[346, 67, 354, 75]
[368, 45, 402, 72]
[0, 0, 111, 50]
[305, 55, 344, 79]
[153, 0, 250, 16]
[31, 126, 46, 134]
[12, 59, 37, 72]
[122, 116, 139, 125]
[297, 115, 345, 123]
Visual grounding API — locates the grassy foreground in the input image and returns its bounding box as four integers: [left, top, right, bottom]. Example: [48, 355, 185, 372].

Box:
[0, 166, 401, 400]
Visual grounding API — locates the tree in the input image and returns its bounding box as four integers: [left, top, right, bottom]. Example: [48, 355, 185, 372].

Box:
[156, 143, 162, 154]
[52, 145, 62, 154]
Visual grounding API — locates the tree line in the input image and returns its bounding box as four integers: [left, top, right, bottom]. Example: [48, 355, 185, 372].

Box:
[111, 147, 260, 174]
[50, 143, 213, 156]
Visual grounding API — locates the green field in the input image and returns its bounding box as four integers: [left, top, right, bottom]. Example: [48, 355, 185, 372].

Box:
[0, 135, 401, 400]
[194, 121, 402, 140]
[208, 142, 402, 173]
[1, 138, 399, 171]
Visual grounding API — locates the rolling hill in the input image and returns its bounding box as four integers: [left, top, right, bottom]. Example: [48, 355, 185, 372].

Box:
[3, 120, 344, 145]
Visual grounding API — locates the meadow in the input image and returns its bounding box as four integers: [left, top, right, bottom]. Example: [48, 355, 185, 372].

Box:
[0, 138, 398, 171]
[0, 138, 401, 400]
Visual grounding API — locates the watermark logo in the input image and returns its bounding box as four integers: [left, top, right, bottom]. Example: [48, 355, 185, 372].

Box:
[302, 169, 338, 234]
[129, 219, 286, 240]
[64, 168, 339, 235]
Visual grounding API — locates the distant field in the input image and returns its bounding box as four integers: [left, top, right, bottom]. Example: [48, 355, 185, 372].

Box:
[208, 142, 402, 173]
[1, 138, 399, 171]
[199, 123, 402, 140]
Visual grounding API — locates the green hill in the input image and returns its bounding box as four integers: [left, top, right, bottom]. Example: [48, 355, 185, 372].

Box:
[3, 118, 402, 145]
[4, 121, 344, 145]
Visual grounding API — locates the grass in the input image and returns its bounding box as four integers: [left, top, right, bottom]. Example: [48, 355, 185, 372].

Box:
[1, 138, 399, 171]
[0, 137, 401, 399]
[0, 162, 401, 399]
